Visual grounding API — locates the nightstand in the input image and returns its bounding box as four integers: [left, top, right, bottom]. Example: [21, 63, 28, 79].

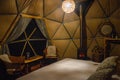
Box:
[25, 56, 43, 73]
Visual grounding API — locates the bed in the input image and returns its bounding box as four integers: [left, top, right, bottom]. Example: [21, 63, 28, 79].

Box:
[17, 56, 119, 80]
[17, 58, 99, 80]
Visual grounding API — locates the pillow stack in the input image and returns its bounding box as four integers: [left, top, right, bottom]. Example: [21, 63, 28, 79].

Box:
[87, 56, 119, 80]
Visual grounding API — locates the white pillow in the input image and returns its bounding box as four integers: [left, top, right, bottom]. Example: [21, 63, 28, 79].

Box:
[0, 54, 11, 63]
[46, 46, 56, 57]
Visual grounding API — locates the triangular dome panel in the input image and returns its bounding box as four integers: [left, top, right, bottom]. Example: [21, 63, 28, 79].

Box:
[45, 19, 61, 39]
[73, 27, 80, 39]
[16, 0, 32, 13]
[87, 27, 93, 39]
[111, 8, 120, 18]
[73, 39, 80, 48]
[87, 38, 93, 49]
[110, 18, 120, 35]
[86, 0, 106, 18]
[22, 5, 30, 14]
[87, 39, 98, 58]
[86, 19, 104, 36]
[52, 40, 70, 59]
[44, 0, 62, 16]
[0, 0, 17, 14]
[98, 0, 120, 16]
[64, 12, 79, 23]
[64, 20, 79, 37]
[53, 25, 70, 39]
[22, 0, 43, 16]
[110, 0, 120, 15]
[95, 38, 104, 47]
[98, 0, 109, 16]
[46, 7, 64, 22]
[0, 15, 17, 41]
[63, 40, 77, 58]
[96, 32, 103, 37]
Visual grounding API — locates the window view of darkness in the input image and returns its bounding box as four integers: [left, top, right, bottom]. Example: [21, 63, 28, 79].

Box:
[8, 19, 46, 58]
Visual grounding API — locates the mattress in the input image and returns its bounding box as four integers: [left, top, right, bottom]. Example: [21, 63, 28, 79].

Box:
[17, 58, 99, 80]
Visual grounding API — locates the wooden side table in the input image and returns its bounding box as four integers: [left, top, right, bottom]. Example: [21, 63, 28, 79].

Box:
[24, 55, 43, 73]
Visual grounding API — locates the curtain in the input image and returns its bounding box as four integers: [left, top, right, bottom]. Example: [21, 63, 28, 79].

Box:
[35, 19, 52, 46]
[3, 17, 31, 54]
[7, 17, 31, 42]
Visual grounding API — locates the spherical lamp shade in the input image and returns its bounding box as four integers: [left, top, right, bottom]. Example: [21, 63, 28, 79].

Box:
[62, 0, 75, 13]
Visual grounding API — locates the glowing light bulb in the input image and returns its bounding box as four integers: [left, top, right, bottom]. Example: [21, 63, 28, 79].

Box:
[62, 0, 75, 13]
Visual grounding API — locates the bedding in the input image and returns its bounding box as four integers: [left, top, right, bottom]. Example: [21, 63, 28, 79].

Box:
[96, 56, 118, 71]
[112, 74, 120, 80]
[87, 56, 119, 80]
[17, 58, 99, 80]
[87, 68, 114, 80]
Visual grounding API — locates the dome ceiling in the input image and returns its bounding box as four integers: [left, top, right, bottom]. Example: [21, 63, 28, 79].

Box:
[0, 0, 81, 58]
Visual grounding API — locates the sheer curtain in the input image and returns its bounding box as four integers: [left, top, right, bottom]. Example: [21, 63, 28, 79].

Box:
[3, 18, 50, 55]
[2, 0, 32, 54]
[35, 19, 52, 46]
[3, 17, 31, 54]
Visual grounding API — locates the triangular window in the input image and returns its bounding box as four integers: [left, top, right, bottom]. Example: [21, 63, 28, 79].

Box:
[8, 19, 46, 58]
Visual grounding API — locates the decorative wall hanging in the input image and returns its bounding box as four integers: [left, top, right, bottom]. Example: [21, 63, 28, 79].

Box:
[99, 22, 115, 37]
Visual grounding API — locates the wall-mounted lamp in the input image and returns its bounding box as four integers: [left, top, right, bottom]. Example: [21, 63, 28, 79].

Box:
[62, 0, 75, 13]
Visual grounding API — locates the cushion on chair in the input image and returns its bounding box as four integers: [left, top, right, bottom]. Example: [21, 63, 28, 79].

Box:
[0, 54, 11, 63]
[46, 46, 56, 57]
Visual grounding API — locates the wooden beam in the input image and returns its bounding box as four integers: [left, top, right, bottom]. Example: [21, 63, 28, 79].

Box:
[21, 14, 43, 19]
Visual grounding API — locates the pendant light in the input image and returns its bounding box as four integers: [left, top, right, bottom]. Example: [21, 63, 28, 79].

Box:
[62, 0, 75, 13]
